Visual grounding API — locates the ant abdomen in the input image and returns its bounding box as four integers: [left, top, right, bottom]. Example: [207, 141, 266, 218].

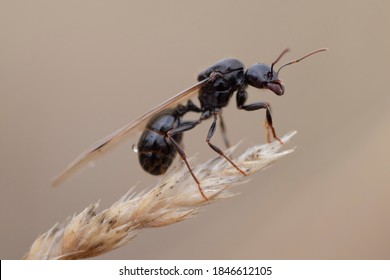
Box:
[137, 110, 183, 175]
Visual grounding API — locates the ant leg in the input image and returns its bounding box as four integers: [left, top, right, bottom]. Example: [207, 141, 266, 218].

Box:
[176, 100, 201, 115]
[236, 90, 282, 144]
[219, 112, 231, 148]
[167, 120, 208, 200]
[240, 102, 282, 144]
[186, 100, 202, 113]
[206, 114, 247, 176]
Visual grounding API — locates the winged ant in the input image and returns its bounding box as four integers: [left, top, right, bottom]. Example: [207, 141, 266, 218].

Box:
[53, 48, 327, 200]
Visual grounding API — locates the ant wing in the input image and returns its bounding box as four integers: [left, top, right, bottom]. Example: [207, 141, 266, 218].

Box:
[52, 78, 210, 186]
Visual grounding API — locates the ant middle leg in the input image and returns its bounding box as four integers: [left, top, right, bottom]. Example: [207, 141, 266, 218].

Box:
[219, 112, 231, 148]
[206, 113, 247, 176]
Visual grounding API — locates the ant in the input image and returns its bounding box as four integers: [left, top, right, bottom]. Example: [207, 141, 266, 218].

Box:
[53, 48, 327, 200]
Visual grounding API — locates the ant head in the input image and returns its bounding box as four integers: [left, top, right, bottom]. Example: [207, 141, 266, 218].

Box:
[245, 62, 285, 95]
[245, 48, 289, 96]
[245, 48, 328, 96]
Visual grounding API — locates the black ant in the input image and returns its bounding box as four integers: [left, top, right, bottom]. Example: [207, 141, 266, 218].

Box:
[53, 48, 327, 200]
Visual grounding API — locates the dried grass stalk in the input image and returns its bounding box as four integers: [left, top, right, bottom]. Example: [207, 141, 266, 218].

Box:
[23, 131, 296, 260]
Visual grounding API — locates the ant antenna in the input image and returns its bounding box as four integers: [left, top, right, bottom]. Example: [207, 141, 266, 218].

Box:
[277, 48, 328, 74]
[270, 48, 290, 76]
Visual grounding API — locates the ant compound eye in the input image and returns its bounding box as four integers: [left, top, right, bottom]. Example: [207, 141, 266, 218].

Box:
[267, 71, 273, 79]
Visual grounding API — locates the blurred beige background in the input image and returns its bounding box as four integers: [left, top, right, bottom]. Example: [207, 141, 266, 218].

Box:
[1, 0, 389, 259]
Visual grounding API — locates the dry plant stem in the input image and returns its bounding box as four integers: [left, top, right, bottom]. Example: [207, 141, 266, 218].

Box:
[23, 131, 297, 260]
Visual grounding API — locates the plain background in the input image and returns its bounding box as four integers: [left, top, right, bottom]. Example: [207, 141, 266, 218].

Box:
[1, 0, 389, 259]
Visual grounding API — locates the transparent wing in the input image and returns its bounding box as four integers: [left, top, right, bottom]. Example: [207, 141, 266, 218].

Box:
[52, 78, 210, 186]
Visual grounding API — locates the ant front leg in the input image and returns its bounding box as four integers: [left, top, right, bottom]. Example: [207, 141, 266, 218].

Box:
[206, 113, 247, 176]
[236, 89, 283, 144]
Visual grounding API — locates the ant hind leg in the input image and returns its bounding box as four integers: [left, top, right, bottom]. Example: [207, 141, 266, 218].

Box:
[167, 120, 208, 201]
